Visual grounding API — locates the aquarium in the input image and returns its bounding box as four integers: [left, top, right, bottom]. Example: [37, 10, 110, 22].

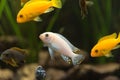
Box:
[0, 0, 120, 80]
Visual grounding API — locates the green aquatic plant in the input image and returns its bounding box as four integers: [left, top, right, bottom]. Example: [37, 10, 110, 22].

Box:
[72, 0, 112, 63]
[90, 0, 112, 63]
[0, 0, 6, 18]
[0, 0, 118, 64]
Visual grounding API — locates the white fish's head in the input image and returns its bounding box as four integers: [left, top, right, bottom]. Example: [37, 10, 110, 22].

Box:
[39, 32, 54, 44]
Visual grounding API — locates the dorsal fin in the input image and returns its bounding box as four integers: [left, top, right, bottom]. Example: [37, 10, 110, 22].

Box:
[55, 33, 79, 51]
[23, 0, 46, 7]
[98, 33, 117, 43]
[10, 47, 28, 55]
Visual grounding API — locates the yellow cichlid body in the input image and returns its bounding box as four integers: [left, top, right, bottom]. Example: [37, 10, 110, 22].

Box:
[91, 33, 120, 57]
[17, 0, 62, 23]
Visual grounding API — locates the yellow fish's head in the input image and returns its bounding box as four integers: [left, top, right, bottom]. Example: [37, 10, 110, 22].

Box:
[91, 46, 104, 57]
[17, 10, 29, 23]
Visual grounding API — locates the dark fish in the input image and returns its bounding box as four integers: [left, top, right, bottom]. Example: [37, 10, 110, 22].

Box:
[35, 66, 46, 80]
[79, 0, 93, 18]
[0, 47, 28, 67]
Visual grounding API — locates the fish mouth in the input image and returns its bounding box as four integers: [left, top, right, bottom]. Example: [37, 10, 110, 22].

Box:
[17, 18, 23, 23]
[39, 34, 42, 40]
[90, 52, 96, 57]
[39, 34, 44, 42]
[17, 17, 26, 23]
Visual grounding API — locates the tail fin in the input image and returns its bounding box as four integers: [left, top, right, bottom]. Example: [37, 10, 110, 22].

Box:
[117, 32, 120, 42]
[71, 54, 85, 65]
[52, 0, 62, 8]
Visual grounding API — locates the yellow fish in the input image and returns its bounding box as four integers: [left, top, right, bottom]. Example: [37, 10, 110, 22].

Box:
[0, 47, 28, 67]
[91, 32, 120, 57]
[17, 0, 62, 23]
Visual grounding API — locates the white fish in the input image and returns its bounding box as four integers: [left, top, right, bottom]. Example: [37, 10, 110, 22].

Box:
[39, 32, 85, 65]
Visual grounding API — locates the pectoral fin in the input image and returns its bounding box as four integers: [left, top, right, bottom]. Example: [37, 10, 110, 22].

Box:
[48, 48, 54, 60]
[102, 51, 113, 57]
[104, 53, 113, 57]
[33, 16, 42, 22]
[11, 58, 18, 67]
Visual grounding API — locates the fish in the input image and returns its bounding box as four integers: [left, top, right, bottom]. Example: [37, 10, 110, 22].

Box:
[91, 32, 120, 57]
[0, 47, 28, 67]
[35, 66, 46, 80]
[17, 0, 62, 23]
[79, 0, 93, 18]
[39, 32, 85, 65]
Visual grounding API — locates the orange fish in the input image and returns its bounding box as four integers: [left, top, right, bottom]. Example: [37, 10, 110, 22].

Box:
[91, 33, 120, 57]
[17, 0, 62, 23]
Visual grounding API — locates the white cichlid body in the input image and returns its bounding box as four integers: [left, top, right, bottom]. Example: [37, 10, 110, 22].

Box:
[39, 32, 84, 65]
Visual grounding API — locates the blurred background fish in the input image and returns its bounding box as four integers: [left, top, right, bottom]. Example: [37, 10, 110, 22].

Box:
[35, 66, 46, 80]
[0, 47, 28, 67]
[79, 0, 93, 18]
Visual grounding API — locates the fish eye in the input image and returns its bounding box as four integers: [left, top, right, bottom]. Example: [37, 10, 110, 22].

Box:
[19, 14, 23, 18]
[95, 49, 98, 53]
[4, 54, 10, 57]
[45, 34, 49, 37]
